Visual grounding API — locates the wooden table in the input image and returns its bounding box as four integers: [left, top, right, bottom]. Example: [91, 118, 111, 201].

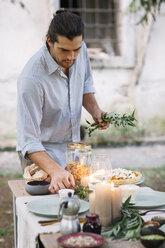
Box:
[8, 180, 165, 248]
[39, 233, 145, 248]
[8, 180, 29, 248]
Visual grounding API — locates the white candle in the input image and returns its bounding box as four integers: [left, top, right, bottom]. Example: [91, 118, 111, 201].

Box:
[89, 192, 95, 214]
[95, 183, 112, 227]
[110, 184, 122, 220]
[81, 177, 89, 187]
[119, 185, 139, 203]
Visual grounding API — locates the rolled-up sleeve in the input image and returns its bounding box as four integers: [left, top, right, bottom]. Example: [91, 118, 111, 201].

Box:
[17, 76, 45, 158]
[83, 43, 95, 95]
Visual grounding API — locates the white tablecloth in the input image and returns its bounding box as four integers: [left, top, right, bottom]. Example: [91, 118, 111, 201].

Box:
[16, 188, 165, 248]
[16, 195, 60, 248]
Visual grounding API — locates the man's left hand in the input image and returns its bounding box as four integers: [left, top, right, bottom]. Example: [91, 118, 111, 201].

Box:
[92, 110, 109, 130]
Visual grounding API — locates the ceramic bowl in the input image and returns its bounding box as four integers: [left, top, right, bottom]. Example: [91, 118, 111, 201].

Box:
[57, 232, 106, 248]
[25, 181, 50, 195]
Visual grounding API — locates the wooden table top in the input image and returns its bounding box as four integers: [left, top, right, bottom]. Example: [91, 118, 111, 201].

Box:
[8, 179, 29, 198]
[39, 233, 145, 248]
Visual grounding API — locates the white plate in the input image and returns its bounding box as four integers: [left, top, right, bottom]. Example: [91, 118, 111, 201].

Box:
[134, 176, 144, 185]
[134, 190, 165, 209]
[27, 195, 89, 217]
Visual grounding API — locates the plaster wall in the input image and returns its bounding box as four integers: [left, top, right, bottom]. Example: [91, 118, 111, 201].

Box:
[81, 68, 132, 123]
[134, 5, 165, 122]
[0, 0, 54, 144]
[0, 0, 165, 145]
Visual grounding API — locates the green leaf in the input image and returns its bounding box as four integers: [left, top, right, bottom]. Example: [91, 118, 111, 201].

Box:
[102, 195, 143, 241]
[86, 120, 91, 125]
[86, 110, 137, 137]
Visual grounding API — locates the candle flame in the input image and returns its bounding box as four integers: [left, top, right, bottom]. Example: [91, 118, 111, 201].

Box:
[110, 182, 114, 188]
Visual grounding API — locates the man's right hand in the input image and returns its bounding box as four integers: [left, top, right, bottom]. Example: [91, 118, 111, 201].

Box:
[49, 167, 75, 193]
[27, 151, 75, 194]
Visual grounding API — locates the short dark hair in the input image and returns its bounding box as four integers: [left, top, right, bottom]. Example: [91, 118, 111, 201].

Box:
[46, 9, 84, 43]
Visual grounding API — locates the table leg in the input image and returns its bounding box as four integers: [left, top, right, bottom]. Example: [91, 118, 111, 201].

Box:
[13, 194, 17, 248]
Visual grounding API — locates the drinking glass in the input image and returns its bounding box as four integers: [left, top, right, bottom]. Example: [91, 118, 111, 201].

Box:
[89, 154, 112, 190]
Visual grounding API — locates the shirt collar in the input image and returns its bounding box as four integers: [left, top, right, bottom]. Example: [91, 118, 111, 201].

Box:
[43, 45, 59, 75]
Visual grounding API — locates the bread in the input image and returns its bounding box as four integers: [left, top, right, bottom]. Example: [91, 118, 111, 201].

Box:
[23, 164, 49, 182]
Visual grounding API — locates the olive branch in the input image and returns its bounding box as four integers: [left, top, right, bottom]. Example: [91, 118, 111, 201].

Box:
[102, 196, 143, 240]
[86, 110, 137, 137]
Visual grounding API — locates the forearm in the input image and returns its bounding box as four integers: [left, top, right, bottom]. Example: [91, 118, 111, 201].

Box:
[27, 151, 75, 193]
[27, 151, 62, 177]
[83, 93, 101, 117]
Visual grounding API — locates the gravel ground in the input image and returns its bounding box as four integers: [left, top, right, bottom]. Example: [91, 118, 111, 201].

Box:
[0, 144, 165, 173]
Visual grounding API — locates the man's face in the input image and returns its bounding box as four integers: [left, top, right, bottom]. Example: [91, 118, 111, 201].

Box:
[47, 35, 82, 69]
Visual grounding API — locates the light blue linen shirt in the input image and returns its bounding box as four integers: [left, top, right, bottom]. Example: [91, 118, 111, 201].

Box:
[16, 41, 95, 167]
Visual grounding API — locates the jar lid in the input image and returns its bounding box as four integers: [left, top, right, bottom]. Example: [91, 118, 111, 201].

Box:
[67, 143, 91, 150]
[86, 213, 99, 220]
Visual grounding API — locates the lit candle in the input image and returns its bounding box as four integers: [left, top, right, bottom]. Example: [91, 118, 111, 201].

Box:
[81, 177, 89, 187]
[89, 192, 95, 214]
[95, 183, 112, 227]
[110, 183, 122, 220]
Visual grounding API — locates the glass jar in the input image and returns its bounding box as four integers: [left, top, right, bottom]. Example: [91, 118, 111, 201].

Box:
[83, 214, 101, 234]
[66, 143, 92, 186]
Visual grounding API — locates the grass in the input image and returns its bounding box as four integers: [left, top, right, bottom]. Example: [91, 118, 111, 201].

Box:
[0, 169, 22, 178]
[0, 227, 13, 237]
[135, 166, 165, 190]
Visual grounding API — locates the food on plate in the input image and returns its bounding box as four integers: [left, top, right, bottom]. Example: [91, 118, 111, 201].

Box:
[140, 234, 165, 248]
[67, 164, 142, 186]
[66, 162, 90, 186]
[23, 164, 50, 182]
[140, 224, 165, 247]
[58, 232, 105, 248]
[119, 184, 139, 202]
[109, 168, 142, 185]
[140, 226, 165, 236]
[143, 221, 160, 228]
[151, 216, 165, 226]
[63, 235, 98, 246]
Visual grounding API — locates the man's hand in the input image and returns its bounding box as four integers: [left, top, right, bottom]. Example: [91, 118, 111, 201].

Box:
[83, 93, 109, 130]
[49, 167, 75, 193]
[92, 110, 109, 130]
[27, 151, 75, 194]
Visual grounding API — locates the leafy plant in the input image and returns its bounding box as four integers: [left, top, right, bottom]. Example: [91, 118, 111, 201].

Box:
[86, 110, 136, 137]
[129, 0, 165, 24]
[74, 185, 93, 200]
[0, 228, 13, 237]
[102, 196, 143, 240]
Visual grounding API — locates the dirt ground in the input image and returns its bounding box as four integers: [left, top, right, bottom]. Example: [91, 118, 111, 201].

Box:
[0, 175, 15, 248]
[0, 166, 165, 248]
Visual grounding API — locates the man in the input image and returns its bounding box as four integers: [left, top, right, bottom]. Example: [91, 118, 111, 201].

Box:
[17, 10, 108, 193]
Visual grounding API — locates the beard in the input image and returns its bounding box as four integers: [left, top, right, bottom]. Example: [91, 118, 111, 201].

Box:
[59, 59, 76, 69]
